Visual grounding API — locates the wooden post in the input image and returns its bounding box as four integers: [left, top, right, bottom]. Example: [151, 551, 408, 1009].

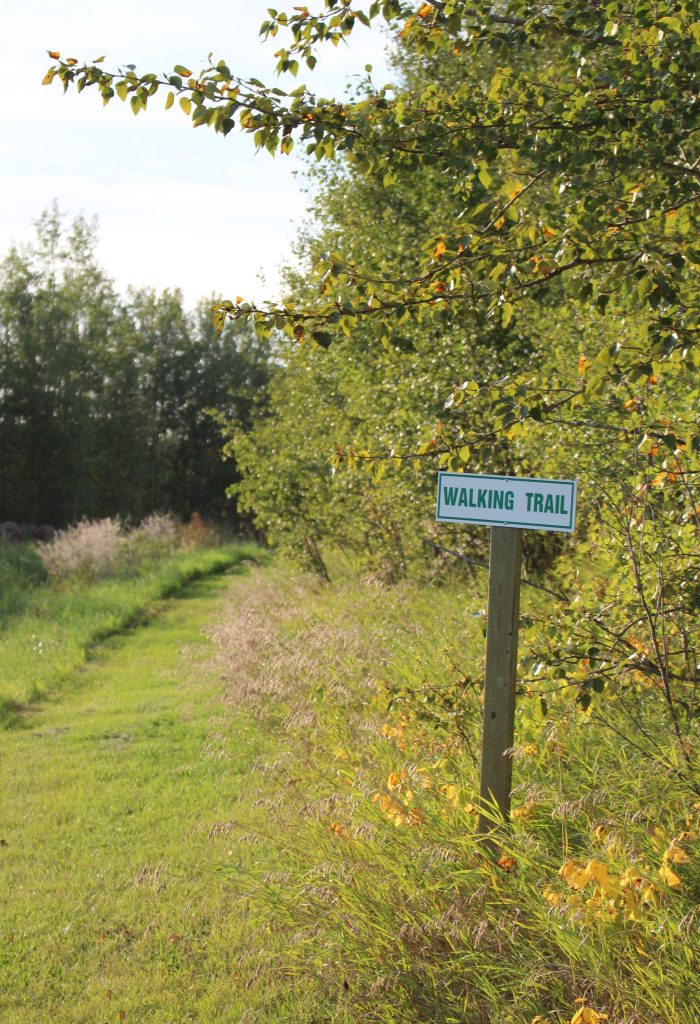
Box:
[478, 526, 522, 840]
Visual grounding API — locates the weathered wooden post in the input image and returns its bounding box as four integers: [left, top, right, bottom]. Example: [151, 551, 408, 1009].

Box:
[435, 471, 577, 845]
[478, 526, 522, 834]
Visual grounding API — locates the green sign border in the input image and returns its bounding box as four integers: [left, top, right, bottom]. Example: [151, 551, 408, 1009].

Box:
[436, 472, 577, 533]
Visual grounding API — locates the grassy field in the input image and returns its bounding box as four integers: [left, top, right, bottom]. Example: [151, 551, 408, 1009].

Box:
[0, 567, 334, 1023]
[0, 540, 261, 727]
[1, 556, 698, 1022]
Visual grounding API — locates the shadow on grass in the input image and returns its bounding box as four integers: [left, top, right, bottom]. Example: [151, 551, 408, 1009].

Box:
[0, 698, 30, 730]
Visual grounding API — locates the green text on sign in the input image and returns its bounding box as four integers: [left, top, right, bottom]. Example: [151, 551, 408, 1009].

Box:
[436, 472, 577, 533]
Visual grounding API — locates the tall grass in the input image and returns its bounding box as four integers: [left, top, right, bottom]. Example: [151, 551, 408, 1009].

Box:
[207, 564, 700, 1024]
[0, 539, 48, 624]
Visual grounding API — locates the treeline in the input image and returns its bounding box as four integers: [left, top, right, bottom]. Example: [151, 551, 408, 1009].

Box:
[0, 208, 268, 528]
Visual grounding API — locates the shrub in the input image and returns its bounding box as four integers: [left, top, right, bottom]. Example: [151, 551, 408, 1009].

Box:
[121, 512, 178, 566]
[37, 518, 125, 581]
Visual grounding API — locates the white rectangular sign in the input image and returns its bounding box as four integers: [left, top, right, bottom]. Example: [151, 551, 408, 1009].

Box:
[436, 472, 577, 533]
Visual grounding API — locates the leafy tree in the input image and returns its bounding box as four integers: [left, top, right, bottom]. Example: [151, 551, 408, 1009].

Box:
[43, 5, 699, 765]
[0, 209, 270, 526]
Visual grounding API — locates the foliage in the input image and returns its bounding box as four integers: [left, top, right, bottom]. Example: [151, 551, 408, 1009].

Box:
[39, 10, 700, 1016]
[0, 539, 48, 624]
[45, 3, 700, 356]
[208, 564, 700, 1024]
[42, 1, 699, 760]
[37, 516, 126, 580]
[0, 208, 270, 527]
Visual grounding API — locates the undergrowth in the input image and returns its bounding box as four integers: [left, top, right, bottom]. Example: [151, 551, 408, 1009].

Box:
[208, 563, 700, 1024]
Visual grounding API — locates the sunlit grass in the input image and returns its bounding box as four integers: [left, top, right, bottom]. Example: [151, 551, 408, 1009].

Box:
[0, 568, 337, 1024]
[0, 541, 261, 726]
[207, 562, 700, 1024]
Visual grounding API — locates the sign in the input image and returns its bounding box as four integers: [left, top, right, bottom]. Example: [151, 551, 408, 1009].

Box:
[436, 471, 577, 534]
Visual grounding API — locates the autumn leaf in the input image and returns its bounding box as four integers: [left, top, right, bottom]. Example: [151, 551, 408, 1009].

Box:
[497, 855, 517, 872]
[418, 3, 433, 17]
[659, 862, 682, 889]
[571, 1006, 608, 1024]
[47, 50, 60, 60]
[664, 844, 690, 866]
[433, 239, 446, 259]
[559, 859, 589, 889]
[440, 782, 460, 803]
[585, 860, 620, 898]
[578, 356, 587, 376]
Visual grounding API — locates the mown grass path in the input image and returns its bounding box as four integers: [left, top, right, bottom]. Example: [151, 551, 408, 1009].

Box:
[0, 569, 284, 1024]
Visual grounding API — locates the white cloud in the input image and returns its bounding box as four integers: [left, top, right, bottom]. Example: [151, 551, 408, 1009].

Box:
[1, 0, 392, 306]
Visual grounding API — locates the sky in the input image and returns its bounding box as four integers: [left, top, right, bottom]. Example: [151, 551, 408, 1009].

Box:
[2, 1, 391, 308]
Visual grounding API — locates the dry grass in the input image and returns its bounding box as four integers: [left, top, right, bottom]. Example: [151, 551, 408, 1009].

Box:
[37, 513, 183, 581]
[38, 517, 125, 580]
[200, 563, 699, 1024]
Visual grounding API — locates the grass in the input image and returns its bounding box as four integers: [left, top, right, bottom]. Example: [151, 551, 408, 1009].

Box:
[204, 562, 700, 1024]
[1, 555, 697, 1022]
[0, 568, 335, 1023]
[0, 541, 262, 727]
[0, 539, 48, 624]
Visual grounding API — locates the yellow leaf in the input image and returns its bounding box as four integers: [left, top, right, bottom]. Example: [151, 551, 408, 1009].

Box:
[418, 3, 433, 17]
[235, 296, 244, 304]
[664, 844, 691, 865]
[578, 356, 588, 376]
[440, 783, 460, 804]
[387, 771, 400, 789]
[585, 860, 621, 897]
[65, 57, 78, 66]
[622, 888, 642, 922]
[433, 239, 446, 259]
[560, 859, 589, 889]
[494, 216, 506, 230]
[571, 1007, 608, 1024]
[543, 889, 563, 907]
[659, 862, 682, 889]
[47, 50, 60, 60]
